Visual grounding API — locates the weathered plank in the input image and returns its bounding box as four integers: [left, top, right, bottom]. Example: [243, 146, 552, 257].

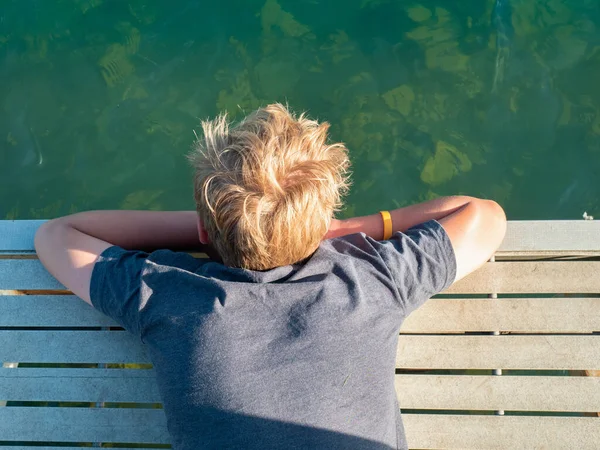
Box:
[0, 259, 64, 290]
[0, 407, 169, 443]
[4, 259, 600, 294]
[0, 295, 117, 327]
[3, 332, 599, 370]
[4, 295, 599, 332]
[404, 414, 600, 449]
[401, 298, 600, 333]
[397, 335, 600, 370]
[0, 368, 160, 402]
[1, 414, 598, 449]
[0, 331, 150, 363]
[500, 220, 600, 253]
[9, 369, 599, 416]
[396, 375, 600, 412]
[444, 261, 600, 294]
[0, 220, 45, 254]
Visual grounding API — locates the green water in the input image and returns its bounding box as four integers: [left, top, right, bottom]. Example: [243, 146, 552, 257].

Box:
[1, 0, 600, 220]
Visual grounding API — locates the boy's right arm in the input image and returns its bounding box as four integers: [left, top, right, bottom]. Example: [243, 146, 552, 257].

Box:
[34, 211, 204, 305]
[327, 196, 507, 283]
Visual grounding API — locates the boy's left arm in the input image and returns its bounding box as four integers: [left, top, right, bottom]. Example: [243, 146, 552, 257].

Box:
[34, 211, 204, 305]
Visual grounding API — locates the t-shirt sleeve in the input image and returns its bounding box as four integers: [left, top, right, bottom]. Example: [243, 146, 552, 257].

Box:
[89, 245, 149, 337]
[369, 219, 457, 315]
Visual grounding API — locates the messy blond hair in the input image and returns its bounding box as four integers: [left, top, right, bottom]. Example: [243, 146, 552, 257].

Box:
[189, 103, 351, 270]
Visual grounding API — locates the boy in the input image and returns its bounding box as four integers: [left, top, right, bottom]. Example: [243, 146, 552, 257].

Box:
[35, 103, 506, 449]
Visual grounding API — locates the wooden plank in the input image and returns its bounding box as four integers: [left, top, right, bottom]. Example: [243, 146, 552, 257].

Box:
[396, 375, 600, 412]
[3, 332, 599, 370]
[499, 220, 600, 253]
[401, 298, 600, 333]
[4, 259, 600, 294]
[404, 414, 600, 449]
[2, 448, 165, 450]
[0, 220, 44, 253]
[9, 295, 597, 332]
[444, 261, 600, 294]
[0, 331, 150, 363]
[397, 335, 600, 370]
[0, 407, 169, 443]
[0, 259, 64, 290]
[42, 295, 600, 332]
[0, 295, 117, 327]
[18, 295, 600, 332]
[1, 412, 597, 449]
[0, 368, 160, 402]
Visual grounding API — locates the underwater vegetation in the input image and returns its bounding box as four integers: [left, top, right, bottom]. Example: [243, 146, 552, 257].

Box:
[1, 0, 600, 219]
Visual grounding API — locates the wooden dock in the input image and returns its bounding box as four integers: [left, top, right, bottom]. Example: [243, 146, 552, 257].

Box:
[1, 220, 599, 449]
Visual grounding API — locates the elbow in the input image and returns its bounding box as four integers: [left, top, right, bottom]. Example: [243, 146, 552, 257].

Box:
[483, 199, 507, 222]
[487, 199, 507, 231]
[34, 220, 53, 255]
[34, 221, 51, 254]
[477, 199, 507, 251]
[34, 218, 69, 255]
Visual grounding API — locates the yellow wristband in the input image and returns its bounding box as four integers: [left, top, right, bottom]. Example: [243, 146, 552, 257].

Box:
[380, 210, 392, 240]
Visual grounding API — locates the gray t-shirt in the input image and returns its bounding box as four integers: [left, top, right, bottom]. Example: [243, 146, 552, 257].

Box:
[90, 219, 456, 450]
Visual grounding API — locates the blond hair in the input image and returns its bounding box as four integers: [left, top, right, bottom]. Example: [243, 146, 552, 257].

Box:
[188, 103, 352, 270]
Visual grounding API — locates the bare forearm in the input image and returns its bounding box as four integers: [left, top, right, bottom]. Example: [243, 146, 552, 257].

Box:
[50, 210, 204, 251]
[328, 196, 478, 240]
